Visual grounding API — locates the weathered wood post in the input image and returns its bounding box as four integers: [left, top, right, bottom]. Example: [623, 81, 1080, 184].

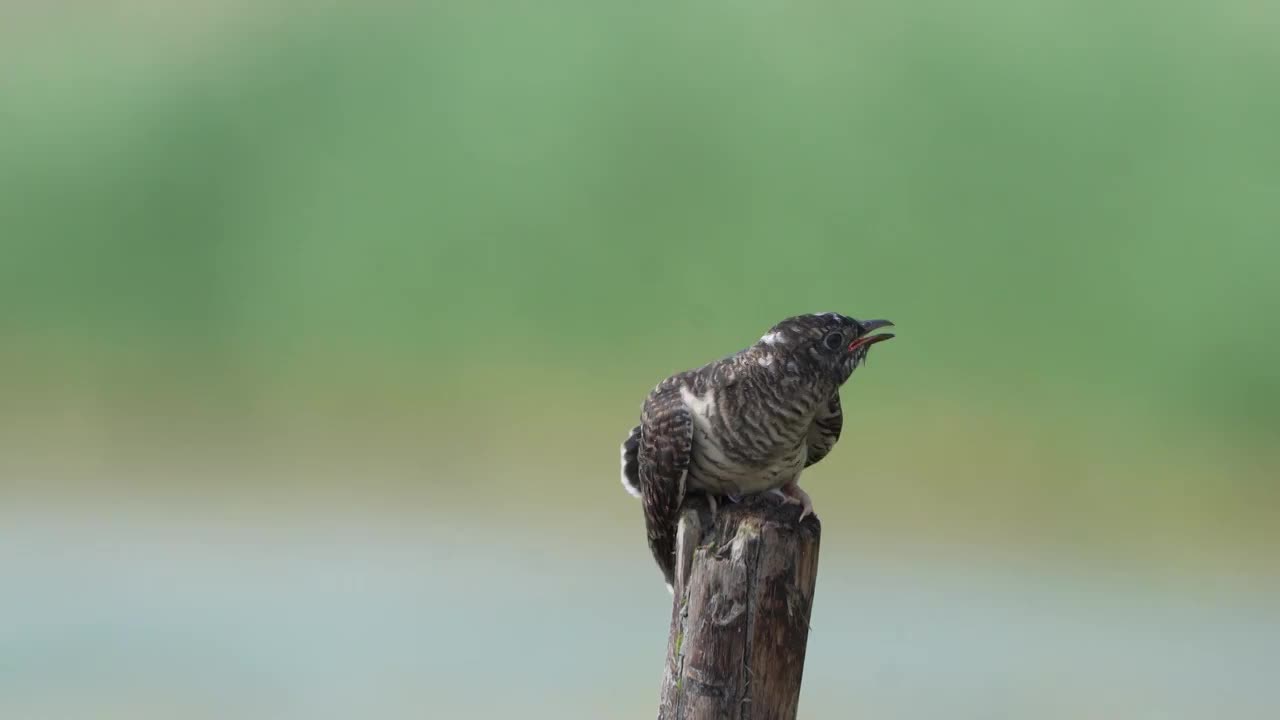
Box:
[657, 494, 822, 719]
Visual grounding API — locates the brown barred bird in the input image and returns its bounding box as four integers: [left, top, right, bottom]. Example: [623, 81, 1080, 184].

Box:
[619, 312, 894, 591]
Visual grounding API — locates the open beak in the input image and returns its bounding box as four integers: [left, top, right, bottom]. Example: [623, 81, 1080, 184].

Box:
[848, 319, 895, 352]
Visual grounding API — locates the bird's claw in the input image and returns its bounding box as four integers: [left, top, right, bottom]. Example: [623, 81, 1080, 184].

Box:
[771, 485, 814, 521]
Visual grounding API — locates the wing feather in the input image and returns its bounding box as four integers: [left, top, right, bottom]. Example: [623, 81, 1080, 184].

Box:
[638, 382, 693, 589]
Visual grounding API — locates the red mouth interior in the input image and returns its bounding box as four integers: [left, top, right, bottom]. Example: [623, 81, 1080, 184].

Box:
[848, 333, 895, 352]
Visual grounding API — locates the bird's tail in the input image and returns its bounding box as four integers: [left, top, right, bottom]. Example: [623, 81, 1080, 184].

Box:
[619, 425, 642, 498]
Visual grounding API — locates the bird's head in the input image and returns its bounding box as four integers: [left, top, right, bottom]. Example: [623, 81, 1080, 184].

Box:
[756, 312, 894, 384]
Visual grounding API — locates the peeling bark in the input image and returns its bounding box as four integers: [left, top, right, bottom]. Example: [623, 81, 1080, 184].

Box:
[657, 494, 821, 720]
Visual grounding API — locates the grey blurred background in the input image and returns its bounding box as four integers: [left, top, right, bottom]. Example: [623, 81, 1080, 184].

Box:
[2, 1, 1278, 718]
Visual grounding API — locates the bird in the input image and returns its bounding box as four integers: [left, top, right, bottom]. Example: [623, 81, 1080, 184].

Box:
[619, 312, 894, 591]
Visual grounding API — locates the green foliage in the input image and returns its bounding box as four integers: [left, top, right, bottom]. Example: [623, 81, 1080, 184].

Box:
[2, 1, 1277, 431]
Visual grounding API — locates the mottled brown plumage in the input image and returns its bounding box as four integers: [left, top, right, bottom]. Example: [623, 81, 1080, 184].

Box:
[620, 312, 894, 589]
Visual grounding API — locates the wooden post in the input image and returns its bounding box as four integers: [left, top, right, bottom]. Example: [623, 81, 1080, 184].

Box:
[657, 494, 822, 720]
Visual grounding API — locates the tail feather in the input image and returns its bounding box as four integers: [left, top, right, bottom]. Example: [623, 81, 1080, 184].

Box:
[619, 425, 641, 498]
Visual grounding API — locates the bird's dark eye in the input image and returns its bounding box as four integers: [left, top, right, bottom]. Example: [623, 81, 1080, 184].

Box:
[823, 332, 844, 351]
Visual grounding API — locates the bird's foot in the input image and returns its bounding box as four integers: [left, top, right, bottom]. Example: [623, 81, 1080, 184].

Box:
[770, 484, 814, 521]
[706, 493, 745, 522]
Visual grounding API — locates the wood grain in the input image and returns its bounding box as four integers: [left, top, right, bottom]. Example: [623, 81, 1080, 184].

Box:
[657, 494, 821, 720]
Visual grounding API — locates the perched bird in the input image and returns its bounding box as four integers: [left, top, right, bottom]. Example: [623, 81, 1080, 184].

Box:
[619, 312, 894, 590]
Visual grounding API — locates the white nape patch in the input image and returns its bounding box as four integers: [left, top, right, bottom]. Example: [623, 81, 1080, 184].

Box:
[757, 354, 774, 367]
[681, 386, 733, 471]
[620, 441, 640, 498]
[680, 385, 715, 421]
[815, 311, 843, 321]
[760, 331, 786, 346]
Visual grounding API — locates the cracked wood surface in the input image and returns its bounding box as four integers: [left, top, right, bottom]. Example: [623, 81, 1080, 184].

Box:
[657, 494, 822, 720]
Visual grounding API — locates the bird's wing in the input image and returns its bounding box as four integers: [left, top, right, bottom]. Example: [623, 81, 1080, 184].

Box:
[638, 382, 693, 590]
[804, 393, 843, 467]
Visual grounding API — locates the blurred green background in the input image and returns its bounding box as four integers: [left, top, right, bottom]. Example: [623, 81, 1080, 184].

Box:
[2, 1, 1278, 718]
